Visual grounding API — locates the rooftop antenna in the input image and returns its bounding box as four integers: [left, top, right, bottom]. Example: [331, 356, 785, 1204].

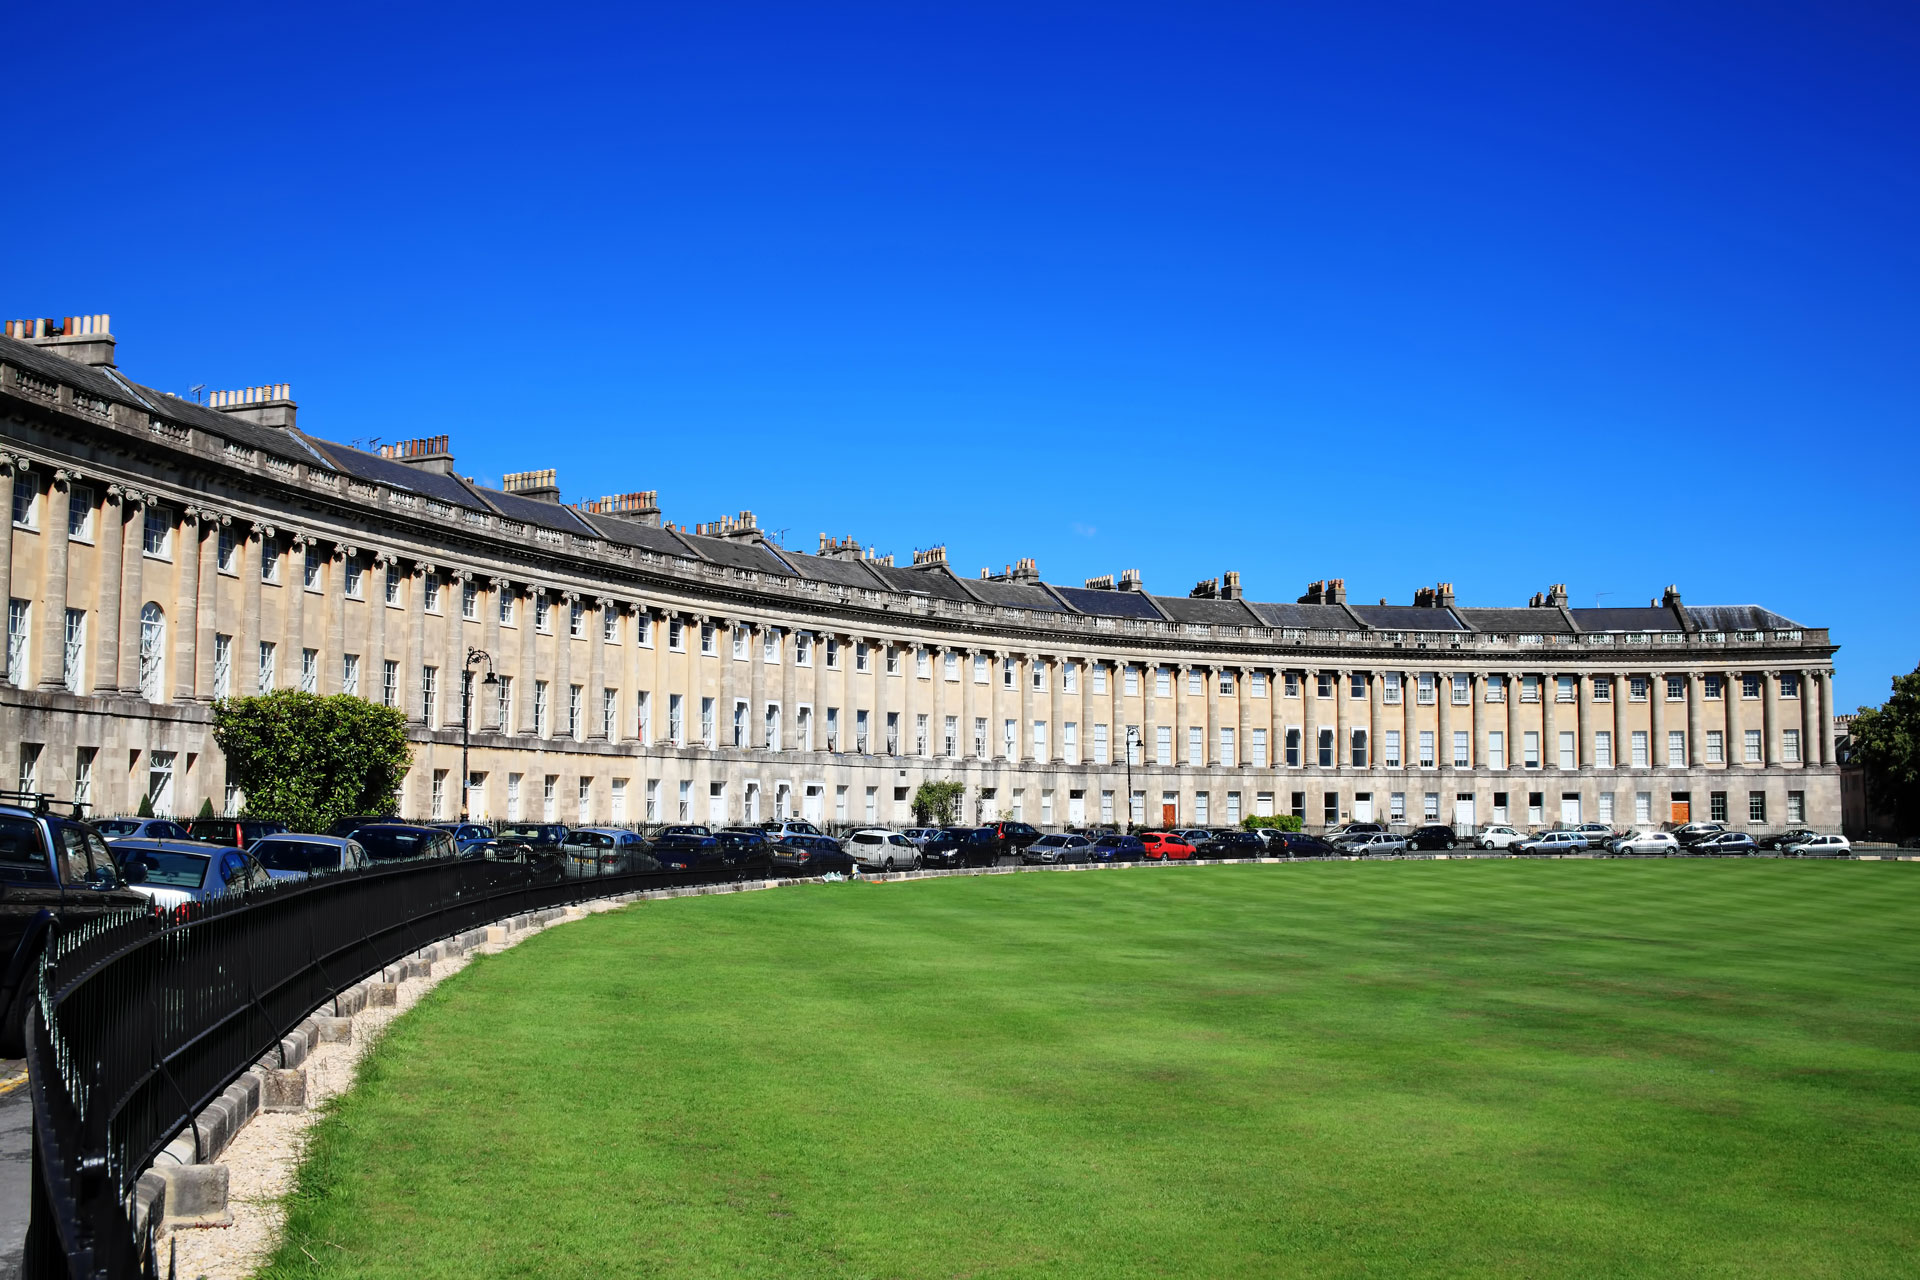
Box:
[769, 527, 788, 547]
[352, 436, 382, 452]
[189, 384, 205, 404]
[1594, 591, 1612, 607]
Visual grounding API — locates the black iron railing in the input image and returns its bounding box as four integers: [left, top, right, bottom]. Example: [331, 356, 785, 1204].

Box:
[23, 853, 741, 1279]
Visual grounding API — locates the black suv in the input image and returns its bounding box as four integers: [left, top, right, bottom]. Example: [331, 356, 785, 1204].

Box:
[0, 794, 150, 1055]
[921, 828, 999, 869]
[1194, 831, 1266, 860]
[1406, 825, 1459, 851]
[984, 821, 1041, 860]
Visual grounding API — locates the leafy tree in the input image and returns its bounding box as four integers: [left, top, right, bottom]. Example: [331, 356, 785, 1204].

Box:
[1849, 666, 1920, 837]
[1242, 814, 1303, 832]
[212, 690, 412, 834]
[911, 780, 966, 826]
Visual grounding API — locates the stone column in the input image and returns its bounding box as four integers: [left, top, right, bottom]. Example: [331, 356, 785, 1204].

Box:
[1369, 667, 1386, 770]
[1725, 670, 1744, 769]
[1687, 671, 1705, 767]
[1301, 669, 1319, 769]
[555, 591, 577, 739]
[369, 553, 393, 711]
[405, 562, 430, 722]
[322, 543, 349, 695]
[240, 527, 267, 694]
[1819, 669, 1836, 765]
[116, 492, 147, 694]
[1576, 670, 1594, 770]
[1205, 663, 1221, 766]
[1541, 671, 1559, 772]
[1018, 653, 1034, 761]
[517, 585, 542, 735]
[958, 646, 975, 758]
[1648, 670, 1667, 769]
[285, 535, 311, 695]
[1050, 654, 1065, 762]
[1504, 671, 1521, 772]
[780, 628, 797, 752]
[171, 510, 201, 702]
[478, 578, 504, 729]
[748, 623, 765, 748]
[36, 471, 73, 690]
[586, 595, 607, 740]
[1333, 668, 1350, 771]
[1762, 669, 1781, 766]
[1402, 671, 1419, 773]
[1800, 669, 1819, 768]
[194, 513, 221, 700]
[0, 462, 14, 649]
[1469, 673, 1485, 771]
[1435, 671, 1452, 772]
[1082, 657, 1099, 765]
[1238, 666, 1255, 769]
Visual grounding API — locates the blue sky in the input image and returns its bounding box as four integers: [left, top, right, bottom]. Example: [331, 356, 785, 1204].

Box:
[7, 2, 1916, 708]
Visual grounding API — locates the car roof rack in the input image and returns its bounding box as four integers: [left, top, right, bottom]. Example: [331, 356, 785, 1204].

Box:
[0, 789, 88, 818]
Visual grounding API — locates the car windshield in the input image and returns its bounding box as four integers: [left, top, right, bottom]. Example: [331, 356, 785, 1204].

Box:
[358, 828, 444, 861]
[497, 825, 565, 845]
[123, 848, 209, 888]
[95, 820, 142, 837]
[252, 840, 345, 873]
[572, 832, 617, 849]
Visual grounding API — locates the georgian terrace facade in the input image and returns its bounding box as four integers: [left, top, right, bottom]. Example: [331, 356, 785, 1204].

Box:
[0, 320, 1840, 834]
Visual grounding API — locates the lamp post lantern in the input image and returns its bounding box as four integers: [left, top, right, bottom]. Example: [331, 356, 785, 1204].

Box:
[460, 647, 497, 822]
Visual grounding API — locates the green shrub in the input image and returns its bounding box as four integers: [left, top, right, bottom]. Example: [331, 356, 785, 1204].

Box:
[1242, 814, 1302, 832]
[212, 690, 412, 834]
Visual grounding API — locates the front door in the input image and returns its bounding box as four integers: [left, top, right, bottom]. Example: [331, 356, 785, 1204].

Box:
[1068, 791, 1086, 826]
[1560, 794, 1581, 825]
[1454, 795, 1476, 829]
[744, 783, 760, 824]
[1161, 803, 1177, 827]
[1353, 794, 1374, 822]
[803, 785, 823, 823]
[1670, 792, 1690, 824]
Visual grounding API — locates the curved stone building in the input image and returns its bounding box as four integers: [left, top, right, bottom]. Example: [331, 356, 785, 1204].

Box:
[0, 318, 1839, 833]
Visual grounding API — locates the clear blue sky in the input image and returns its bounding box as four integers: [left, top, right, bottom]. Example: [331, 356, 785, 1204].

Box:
[7, 3, 1916, 708]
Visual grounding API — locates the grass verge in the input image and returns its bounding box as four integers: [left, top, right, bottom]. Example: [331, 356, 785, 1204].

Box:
[261, 861, 1920, 1278]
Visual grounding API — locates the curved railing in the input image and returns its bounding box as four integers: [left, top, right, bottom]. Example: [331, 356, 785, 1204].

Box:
[22, 854, 741, 1278]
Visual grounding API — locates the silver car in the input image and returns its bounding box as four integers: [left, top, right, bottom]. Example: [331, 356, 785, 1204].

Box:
[1023, 833, 1093, 864]
[843, 829, 920, 871]
[1346, 832, 1408, 856]
[250, 834, 372, 882]
[113, 839, 273, 908]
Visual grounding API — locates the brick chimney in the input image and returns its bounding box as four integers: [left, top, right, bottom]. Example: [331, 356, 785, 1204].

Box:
[1010, 557, 1040, 583]
[209, 383, 297, 430]
[502, 468, 561, 503]
[6, 314, 115, 368]
[381, 435, 452, 475]
[1299, 580, 1326, 605]
[579, 490, 661, 527]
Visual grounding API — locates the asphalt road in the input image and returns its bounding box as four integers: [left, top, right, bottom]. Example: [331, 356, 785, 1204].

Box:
[0, 1061, 27, 1280]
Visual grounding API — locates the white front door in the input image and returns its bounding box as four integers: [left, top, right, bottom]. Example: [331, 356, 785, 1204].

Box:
[1353, 795, 1374, 822]
[1453, 796, 1475, 829]
[1560, 795, 1581, 824]
[1068, 792, 1086, 826]
[804, 785, 823, 823]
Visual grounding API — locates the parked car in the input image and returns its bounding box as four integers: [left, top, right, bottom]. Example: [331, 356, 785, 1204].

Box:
[1023, 833, 1093, 864]
[899, 828, 944, 848]
[1327, 823, 1384, 843]
[569, 827, 660, 872]
[1194, 830, 1267, 859]
[844, 828, 919, 871]
[713, 829, 777, 877]
[1139, 831, 1196, 861]
[1755, 828, 1822, 851]
[0, 795, 150, 1055]
[648, 826, 722, 870]
[326, 814, 400, 838]
[983, 821, 1042, 859]
[758, 819, 824, 841]
[350, 824, 459, 863]
[1607, 830, 1679, 855]
[249, 834, 372, 881]
[494, 822, 572, 851]
[1345, 831, 1409, 856]
[1271, 832, 1340, 858]
[93, 817, 191, 842]
[1474, 825, 1526, 850]
[1405, 825, 1459, 851]
[1086, 834, 1148, 862]
[430, 822, 496, 854]
[1691, 831, 1758, 856]
[1175, 829, 1215, 848]
[1566, 822, 1619, 845]
[771, 834, 856, 877]
[1516, 830, 1589, 854]
[1668, 822, 1728, 847]
[186, 817, 291, 848]
[1781, 833, 1851, 857]
[112, 839, 273, 908]
[919, 827, 999, 868]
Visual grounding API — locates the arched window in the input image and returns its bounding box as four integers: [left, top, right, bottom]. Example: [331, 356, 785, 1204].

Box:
[138, 602, 166, 702]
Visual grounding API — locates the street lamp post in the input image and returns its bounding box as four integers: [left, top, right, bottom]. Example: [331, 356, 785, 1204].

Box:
[460, 647, 497, 822]
[1124, 725, 1139, 834]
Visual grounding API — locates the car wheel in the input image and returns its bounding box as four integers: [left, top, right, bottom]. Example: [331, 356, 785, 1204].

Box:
[883, 856, 896, 872]
[913, 854, 924, 871]
[1446, 840, 1457, 850]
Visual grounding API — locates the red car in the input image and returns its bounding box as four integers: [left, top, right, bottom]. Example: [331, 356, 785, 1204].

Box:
[1140, 831, 1196, 860]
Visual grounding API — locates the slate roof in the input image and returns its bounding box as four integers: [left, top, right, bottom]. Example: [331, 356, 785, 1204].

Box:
[572, 512, 704, 558]
[143, 384, 333, 463]
[963, 578, 1071, 613]
[867, 563, 979, 602]
[1152, 596, 1262, 626]
[1568, 607, 1682, 633]
[1048, 586, 1166, 620]
[1, 335, 146, 415]
[1246, 602, 1363, 630]
[1454, 607, 1575, 634]
[1685, 604, 1804, 632]
[465, 484, 600, 537]
[1347, 605, 1466, 632]
[776, 551, 890, 590]
[675, 532, 796, 576]
[302, 439, 490, 511]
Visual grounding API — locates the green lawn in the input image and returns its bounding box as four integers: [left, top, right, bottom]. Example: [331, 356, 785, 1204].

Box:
[262, 862, 1920, 1279]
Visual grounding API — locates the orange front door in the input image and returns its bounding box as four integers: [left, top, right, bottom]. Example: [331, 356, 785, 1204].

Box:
[1670, 801, 1690, 823]
[1162, 803, 1177, 826]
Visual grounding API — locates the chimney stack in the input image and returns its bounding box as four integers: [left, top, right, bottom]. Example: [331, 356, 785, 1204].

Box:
[6, 314, 116, 368]
[579, 490, 661, 527]
[209, 383, 297, 430]
[502, 468, 561, 503]
[1221, 570, 1242, 601]
[910, 546, 947, 568]
[381, 435, 453, 474]
[1010, 557, 1040, 583]
[1189, 577, 1219, 600]
[1546, 583, 1569, 607]
[1662, 584, 1683, 608]
[695, 511, 764, 543]
[819, 534, 863, 561]
[1299, 579, 1325, 605]
[1118, 568, 1144, 592]
[1084, 573, 1115, 591]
